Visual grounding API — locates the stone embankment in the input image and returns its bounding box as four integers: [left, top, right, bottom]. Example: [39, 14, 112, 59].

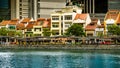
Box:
[0, 44, 120, 50]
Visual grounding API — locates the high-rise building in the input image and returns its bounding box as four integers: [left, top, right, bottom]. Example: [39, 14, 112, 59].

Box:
[108, 0, 120, 10]
[34, 0, 66, 19]
[67, 0, 120, 21]
[0, 0, 11, 20]
[69, 0, 120, 13]
[0, 0, 119, 20]
[11, 0, 66, 20]
[11, 0, 31, 19]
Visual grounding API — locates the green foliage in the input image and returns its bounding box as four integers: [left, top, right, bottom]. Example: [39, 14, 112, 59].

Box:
[65, 24, 85, 36]
[107, 25, 120, 35]
[0, 27, 9, 36]
[0, 27, 22, 37]
[97, 32, 104, 37]
[43, 28, 51, 36]
[8, 30, 16, 37]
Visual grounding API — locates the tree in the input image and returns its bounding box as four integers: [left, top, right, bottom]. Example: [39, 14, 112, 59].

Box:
[65, 24, 85, 36]
[15, 31, 23, 37]
[107, 25, 120, 36]
[0, 27, 9, 36]
[8, 30, 22, 37]
[43, 28, 51, 36]
[0, 27, 23, 37]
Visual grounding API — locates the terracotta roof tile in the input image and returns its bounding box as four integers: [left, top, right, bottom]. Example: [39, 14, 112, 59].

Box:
[16, 23, 25, 30]
[116, 14, 120, 24]
[47, 18, 51, 21]
[37, 18, 45, 21]
[34, 21, 40, 26]
[91, 18, 98, 22]
[85, 24, 97, 31]
[74, 14, 88, 20]
[9, 20, 19, 25]
[21, 18, 31, 23]
[26, 23, 33, 29]
[97, 25, 105, 28]
[47, 18, 51, 27]
[0, 20, 10, 26]
[43, 20, 49, 27]
[105, 10, 119, 20]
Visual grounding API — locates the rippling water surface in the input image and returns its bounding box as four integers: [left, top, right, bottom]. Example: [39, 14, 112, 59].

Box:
[0, 51, 120, 68]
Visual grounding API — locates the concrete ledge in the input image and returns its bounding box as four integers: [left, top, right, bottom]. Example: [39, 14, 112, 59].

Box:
[0, 45, 120, 51]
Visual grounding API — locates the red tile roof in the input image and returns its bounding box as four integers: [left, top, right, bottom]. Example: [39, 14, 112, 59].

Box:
[9, 19, 19, 25]
[21, 18, 31, 23]
[85, 24, 97, 31]
[26, 23, 33, 29]
[91, 18, 98, 23]
[34, 18, 51, 27]
[105, 10, 119, 20]
[0, 20, 10, 26]
[43, 20, 49, 27]
[34, 21, 40, 26]
[37, 18, 45, 21]
[97, 25, 105, 28]
[47, 18, 51, 27]
[74, 14, 88, 20]
[16, 23, 25, 30]
[116, 14, 120, 24]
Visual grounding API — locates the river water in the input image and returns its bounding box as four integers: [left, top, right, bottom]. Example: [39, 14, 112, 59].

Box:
[0, 50, 120, 68]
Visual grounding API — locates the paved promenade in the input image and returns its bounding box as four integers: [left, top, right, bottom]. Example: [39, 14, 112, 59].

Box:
[0, 44, 120, 50]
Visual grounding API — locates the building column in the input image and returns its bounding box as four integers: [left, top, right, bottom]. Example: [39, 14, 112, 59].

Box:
[59, 16, 62, 35]
[90, 0, 91, 13]
[34, 0, 37, 20]
[86, 0, 88, 13]
[83, 0, 86, 13]
[16, 0, 20, 19]
[93, 0, 95, 14]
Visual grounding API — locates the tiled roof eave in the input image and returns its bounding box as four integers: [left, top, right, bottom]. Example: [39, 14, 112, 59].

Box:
[85, 29, 95, 31]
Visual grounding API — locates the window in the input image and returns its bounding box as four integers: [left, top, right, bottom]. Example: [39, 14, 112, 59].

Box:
[20, 0, 22, 2]
[20, 4, 22, 6]
[65, 24, 70, 28]
[9, 26, 15, 29]
[20, 8, 22, 11]
[52, 16, 59, 20]
[65, 15, 72, 20]
[52, 24, 59, 28]
[20, 16, 22, 19]
[61, 16, 63, 20]
[34, 28, 41, 31]
[38, 15, 40, 18]
[20, 12, 22, 15]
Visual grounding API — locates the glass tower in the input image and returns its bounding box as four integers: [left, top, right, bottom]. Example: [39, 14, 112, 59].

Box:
[70, 0, 108, 13]
[69, 0, 120, 13]
[0, 0, 11, 20]
[108, 0, 120, 10]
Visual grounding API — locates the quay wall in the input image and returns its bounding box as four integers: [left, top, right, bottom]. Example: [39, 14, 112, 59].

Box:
[0, 45, 120, 50]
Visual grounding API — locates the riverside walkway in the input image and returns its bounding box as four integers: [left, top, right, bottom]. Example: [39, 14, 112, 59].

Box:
[0, 44, 120, 50]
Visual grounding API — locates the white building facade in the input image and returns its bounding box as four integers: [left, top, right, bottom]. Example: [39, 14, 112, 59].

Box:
[51, 5, 91, 36]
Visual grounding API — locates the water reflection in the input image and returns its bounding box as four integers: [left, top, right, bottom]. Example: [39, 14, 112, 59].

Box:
[0, 51, 120, 68]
